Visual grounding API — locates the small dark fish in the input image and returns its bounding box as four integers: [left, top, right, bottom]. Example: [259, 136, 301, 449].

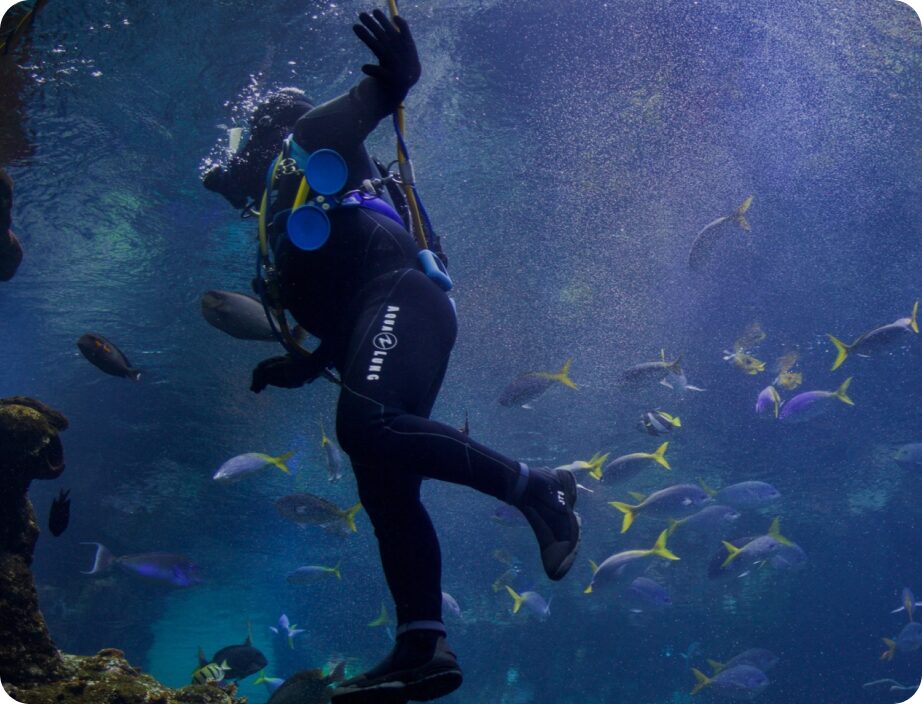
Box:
[275, 494, 362, 535]
[77, 333, 140, 380]
[688, 196, 753, 270]
[82, 543, 202, 587]
[269, 662, 346, 704]
[48, 488, 71, 537]
[827, 301, 918, 370]
[895, 443, 922, 466]
[691, 664, 769, 699]
[637, 410, 681, 436]
[498, 359, 578, 408]
[202, 628, 268, 681]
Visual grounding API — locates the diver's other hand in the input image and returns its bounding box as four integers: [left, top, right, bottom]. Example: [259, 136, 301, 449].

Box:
[202, 165, 247, 209]
[353, 9, 421, 96]
[250, 355, 316, 393]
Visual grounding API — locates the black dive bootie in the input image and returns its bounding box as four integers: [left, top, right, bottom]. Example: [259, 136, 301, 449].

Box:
[331, 631, 462, 704]
[513, 465, 581, 581]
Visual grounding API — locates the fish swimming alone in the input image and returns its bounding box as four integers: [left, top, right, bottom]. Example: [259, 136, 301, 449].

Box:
[778, 377, 854, 423]
[77, 333, 141, 380]
[201, 289, 306, 342]
[82, 543, 202, 587]
[319, 419, 344, 483]
[498, 358, 578, 407]
[213, 450, 294, 483]
[621, 350, 683, 387]
[505, 586, 551, 619]
[688, 195, 754, 270]
[275, 494, 363, 535]
[690, 664, 769, 699]
[48, 488, 71, 537]
[708, 648, 779, 675]
[286, 562, 342, 584]
[827, 301, 918, 370]
[895, 443, 922, 467]
[267, 662, 346, 704]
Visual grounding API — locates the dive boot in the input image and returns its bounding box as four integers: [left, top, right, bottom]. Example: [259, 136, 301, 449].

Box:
[331, 635, 462, 704]
[515, 466, 581, 581]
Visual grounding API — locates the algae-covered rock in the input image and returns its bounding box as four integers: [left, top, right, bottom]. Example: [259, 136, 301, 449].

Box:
[4, 651, 247, 704]
[0, 397, 69, 686]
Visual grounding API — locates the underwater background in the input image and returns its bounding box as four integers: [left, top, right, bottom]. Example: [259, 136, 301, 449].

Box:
[1, 0, 922, 702]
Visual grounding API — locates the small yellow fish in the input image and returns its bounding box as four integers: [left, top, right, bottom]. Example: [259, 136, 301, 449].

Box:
[775, 371, 802, 390]
[723, 348, 765, 375]
[368, 602, 391, 627]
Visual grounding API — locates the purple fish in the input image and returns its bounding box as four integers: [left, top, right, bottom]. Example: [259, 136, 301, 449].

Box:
[82, 542, 202, 587]
[692, 664, 769, 699]
[778, 377, 854, 423]
[755, 385, 781, 418]
[505, 586, 551, 619]
[707, 481, 781, 510]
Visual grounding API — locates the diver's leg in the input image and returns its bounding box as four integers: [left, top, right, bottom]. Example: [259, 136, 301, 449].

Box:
[331, 460, 462, 703]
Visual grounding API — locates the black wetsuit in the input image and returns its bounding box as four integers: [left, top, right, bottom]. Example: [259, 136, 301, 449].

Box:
[267, 79, 523, 628]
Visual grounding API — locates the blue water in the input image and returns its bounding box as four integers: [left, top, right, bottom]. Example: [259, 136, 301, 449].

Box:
[2, 1, 921, 702]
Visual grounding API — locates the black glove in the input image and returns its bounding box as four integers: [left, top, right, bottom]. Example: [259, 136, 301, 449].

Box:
[250, 354, 326, 393]
[202, 165, 248, 210]
[353, 9, 421, 97]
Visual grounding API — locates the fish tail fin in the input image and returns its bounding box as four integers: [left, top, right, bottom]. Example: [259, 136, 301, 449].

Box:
[651, 529, 680, 561]
[609, 501, 636, 533]
[835, 377, 855, 406]
[691, 668, 711, 695]
[650, 441, 671, 470]
[271, 451, 295, 473]
[707, 659, 725, 674]
[910, 300, 919, 333]
[666, 413, 682, 428]
[81, 542, 115, 574]
[735, 196, 753, 232]
[588, 559, 599, 575]
[504, 585, 525, 614]
[553, 358, 579, 389]
[253, 670, 268, 685]
[343, 502, 363, 533]
[584, 583, 594, 594]
[128, 368, 142, 381]
[669, 355, 683, 375]
[368, 603, 390, 627]
[721, 541, 741, 567]
[768, 517, 794, 546]
[881, 638, 897, 661]
[826, 334, 851, 371]
[666, 518, 680, 536]
[332, 560, 342, 580]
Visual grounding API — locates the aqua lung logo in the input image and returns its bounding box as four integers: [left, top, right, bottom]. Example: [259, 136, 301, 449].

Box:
[367, 306, 400, 381]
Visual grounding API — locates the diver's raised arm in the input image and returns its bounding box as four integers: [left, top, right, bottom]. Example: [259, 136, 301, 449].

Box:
[293, 9, 420, 152]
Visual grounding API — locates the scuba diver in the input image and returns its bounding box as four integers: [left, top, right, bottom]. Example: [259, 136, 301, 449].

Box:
[0, 168, 23, 281]
[203, 9, 580, 703]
